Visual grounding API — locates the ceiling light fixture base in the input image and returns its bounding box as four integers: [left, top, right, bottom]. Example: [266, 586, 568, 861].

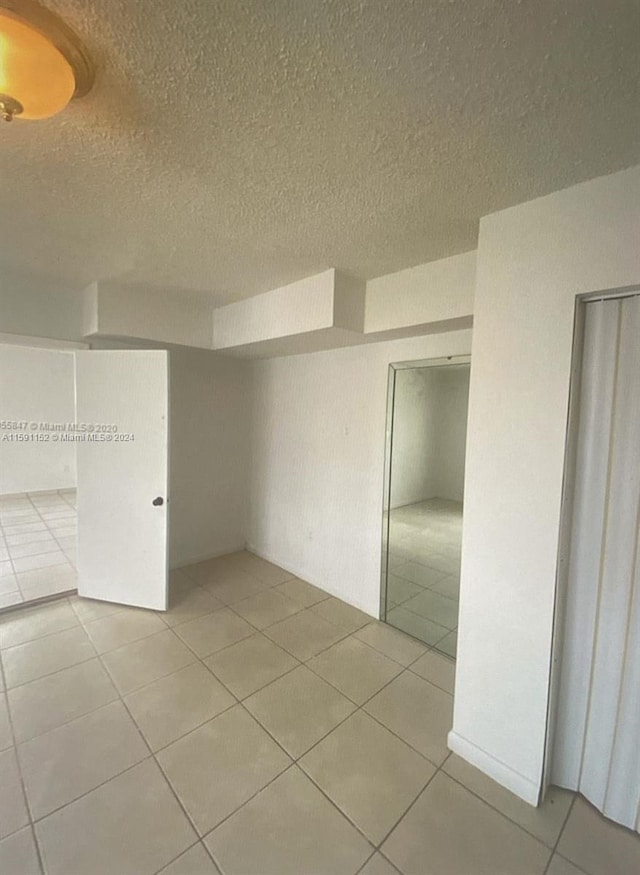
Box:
[0, 93, 23, 121]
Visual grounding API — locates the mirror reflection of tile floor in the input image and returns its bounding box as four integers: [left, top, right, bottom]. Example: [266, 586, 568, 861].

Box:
[384, 498, 462, 657]
[0, 490, 77, 610]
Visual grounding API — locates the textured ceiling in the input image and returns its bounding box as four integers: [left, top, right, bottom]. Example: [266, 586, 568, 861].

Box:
[1, 0, 638, 304]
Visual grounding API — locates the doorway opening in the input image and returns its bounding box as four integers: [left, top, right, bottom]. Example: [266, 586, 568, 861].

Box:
[380, 355, 470, 657]
[1, 341, 170, 615]
[0, 342, 79, 610]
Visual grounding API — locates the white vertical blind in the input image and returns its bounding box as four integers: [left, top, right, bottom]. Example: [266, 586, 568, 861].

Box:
[552, 294, 640, 832]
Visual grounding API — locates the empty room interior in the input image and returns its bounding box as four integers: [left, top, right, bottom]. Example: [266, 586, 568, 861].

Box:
[0, 2, 639, 874]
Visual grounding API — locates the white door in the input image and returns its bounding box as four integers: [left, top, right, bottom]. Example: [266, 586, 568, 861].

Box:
[75, 350, 169, 611]
[551, 294, 640, 832]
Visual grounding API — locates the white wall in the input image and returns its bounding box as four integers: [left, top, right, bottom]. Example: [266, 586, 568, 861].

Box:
[432, 366, 470, 503]
[0, 344, 76, 495]
[0, 271, 85, 342]
[169, 347, 250, 568]
[85, 283, 214, 349]
[451, 164, 640, 804]
[365, 250, 476, 333]
[390, 365, 470, 508]
[248, 329, 472, 616]
[390, 368, 439, 508]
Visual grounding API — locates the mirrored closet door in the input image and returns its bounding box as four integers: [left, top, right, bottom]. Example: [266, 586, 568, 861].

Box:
[380, 357, 471, 657]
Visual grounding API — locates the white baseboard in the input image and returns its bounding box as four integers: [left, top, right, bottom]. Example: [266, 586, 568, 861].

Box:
[447, 731, 541, 806]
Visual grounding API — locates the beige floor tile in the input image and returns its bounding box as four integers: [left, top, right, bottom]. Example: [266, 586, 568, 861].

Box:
[18, 701, 148, 820]
[2, 626, 95, 689]
[274, 578, 330, 608]
[264, 609, 347, 661]
[35, 759, 196, 875]
[354, 622, 427, 666]
[0, 560, 15, 579]
[0, 601, 78, 649]
[84, 609, 166, 654]
[385, 606, 450, 645]
[69, 596, 123, 624]
[164, 585, 223, 628]
[202, 573, 267, 605]
[0, 590, 22, 608]
[386, 575, 424, 607]
[364, 671, 453, 765]
[401, 589, 459, 629]
[0, 574, 19, 595]
[307, 636, 403, 705]
[0, 748, 30, 839]
[557, 797, 640, 875]
[125, 662, 235, 751]
[101, 629, 195, 695]
[15, 566, 76, 592]
[0, 513, 40, 526]
[38, 510, 75, 522]
[310, 597, 372, 632]
[243, 556, 295, 586]
[19, 576, 77, 602]
[158, 843, 221, 875]
[174, 608, 254, 658]
[245, 665, 355, 758]
[180, 558, 249, 587]
[158, 705, 291, 834]
[205, 766, 372, 875]
[205, 633, 297, 699]
[8, 539, 57, 560]
[437, 630, 458, 657]
[431, 574, 461, 600]
[0, 695, 12, 750]
[300, 710, 435, 844]
[0, 827, 41, 875]
[3, 522, 47, 537]
[382, 772, 550, 875]
[8, 658, 118, 743]
[359, 853, 402, 875]
[410, 650, 456, 693]
[547, 856, 588, 875]
[11, 552, 69, 573]
[45, 526, 76, 538]
[443, 755, 573, 847]
[54, 536, 76, 551]
[5, 531, 56, 547]
[231, 589, 301, 629]
[393, 562, 448, 588]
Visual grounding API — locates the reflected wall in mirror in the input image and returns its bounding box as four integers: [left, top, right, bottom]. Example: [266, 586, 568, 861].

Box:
[381, 357, 470, 658]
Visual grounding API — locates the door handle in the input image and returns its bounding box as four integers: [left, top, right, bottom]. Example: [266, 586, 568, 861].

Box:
[152, 497, 164, 506]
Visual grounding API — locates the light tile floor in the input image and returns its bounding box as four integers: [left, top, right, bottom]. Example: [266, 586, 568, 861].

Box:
[0, 491, 77, 610]
[385, 498, 461, 657]
[0, 550, 639, 874]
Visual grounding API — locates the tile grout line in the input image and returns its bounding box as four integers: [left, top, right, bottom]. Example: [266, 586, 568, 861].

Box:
[77, 584, 388, 867]
[3, 569, 584, 875]
[0, 626, 47, 875]
[0, 490, 76, 606]
[2, 554, 537, 875]
[442, 769, 570, 855]
[541, 795, 579, 875]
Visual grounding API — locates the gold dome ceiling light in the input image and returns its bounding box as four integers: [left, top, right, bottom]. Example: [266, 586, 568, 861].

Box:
[0, 0, 93, 121]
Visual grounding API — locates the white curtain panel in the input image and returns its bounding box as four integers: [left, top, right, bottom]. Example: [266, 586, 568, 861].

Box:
[552, 294, 640, 832]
